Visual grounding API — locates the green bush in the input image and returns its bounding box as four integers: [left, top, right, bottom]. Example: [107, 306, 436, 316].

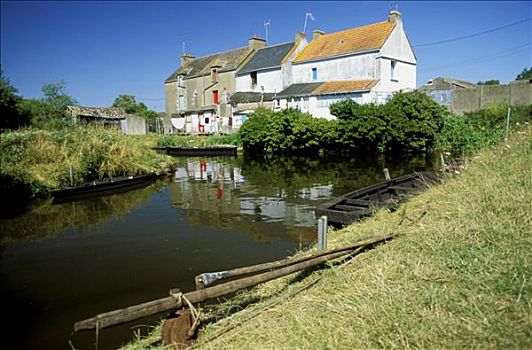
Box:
[330, 90, 447, 154]
[436, 103, 532, 157]
[383, 90, 446, 153]
[331, 100, 387, 152]
[239, 108, 338, 154]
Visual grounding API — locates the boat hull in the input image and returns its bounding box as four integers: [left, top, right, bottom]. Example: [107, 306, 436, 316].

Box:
[51, 173, 157, 203]
[316, 172, 439, 227]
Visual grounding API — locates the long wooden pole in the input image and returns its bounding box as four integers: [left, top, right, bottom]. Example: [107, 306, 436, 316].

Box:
[73, 234, 394, 332]
[195, 233, 395, 288]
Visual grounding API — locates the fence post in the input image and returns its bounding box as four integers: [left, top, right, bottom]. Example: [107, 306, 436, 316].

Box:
[505, 107, 511, 144]
[383, 168, 391, 181]
[317, 215, 328, 251]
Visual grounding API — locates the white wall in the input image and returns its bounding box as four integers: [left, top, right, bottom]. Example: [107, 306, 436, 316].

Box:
[292, 51, 379, 83]
[375, 58, 416, 94]
[277, 91, 369, 120]
[236, 68, 284, 93]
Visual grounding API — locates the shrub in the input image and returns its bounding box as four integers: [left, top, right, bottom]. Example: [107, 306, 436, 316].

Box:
[239, 108, 337, 155]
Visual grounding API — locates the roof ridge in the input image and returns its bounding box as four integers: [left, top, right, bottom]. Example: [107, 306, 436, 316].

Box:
[321, 20, 392, 38]
[186, 45, 251, 63]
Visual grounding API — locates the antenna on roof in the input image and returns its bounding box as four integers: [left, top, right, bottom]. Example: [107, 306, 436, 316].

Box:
[390, 1, 399, 11]
[303, 11, 315, 34]
[264, 19, 271, 42]
[181, 40, 191, 56]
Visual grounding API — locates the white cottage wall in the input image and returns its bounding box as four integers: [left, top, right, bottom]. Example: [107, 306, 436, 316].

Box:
[292, 51, 379, 83]
[236, 69, 284, 93]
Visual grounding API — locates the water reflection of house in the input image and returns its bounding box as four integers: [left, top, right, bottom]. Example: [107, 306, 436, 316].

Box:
[66, 106, 147, 135]
[168, 159, 328, 239]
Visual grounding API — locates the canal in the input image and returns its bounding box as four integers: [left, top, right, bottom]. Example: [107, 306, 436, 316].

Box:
[0, 154, 432, 349]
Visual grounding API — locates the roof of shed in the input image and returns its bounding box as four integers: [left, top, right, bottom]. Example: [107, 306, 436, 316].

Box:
[238, 42, 295, 74]
[66, 106, 126, 119]
[294, 20, 395, 63]
[229, 91, 275, 103]
[276, 79, 379, 98]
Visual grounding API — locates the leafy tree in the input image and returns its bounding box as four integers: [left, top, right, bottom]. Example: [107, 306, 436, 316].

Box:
[0, 68, 30, 130]
[42, 81, 78, 108]
[112, 95, 148, 114]
[112, 95, 159, 132]
[477, 80, 500, 85]
[19, 81, 77, 129]
[515, 67, 532, 80]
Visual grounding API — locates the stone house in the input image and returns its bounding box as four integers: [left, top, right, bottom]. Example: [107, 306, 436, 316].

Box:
[164, 36, 265, 134]
[275, 10, 417, 119]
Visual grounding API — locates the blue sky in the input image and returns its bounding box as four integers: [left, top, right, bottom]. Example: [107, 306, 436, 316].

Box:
[1, 1, 530, 111]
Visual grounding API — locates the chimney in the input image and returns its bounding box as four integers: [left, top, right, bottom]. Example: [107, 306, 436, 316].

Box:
[181, 54, 195, 67]
[295, 32, 307, 44]
[312, 30, 325, 40]
[248, 35, 266, 50]
[388, 10, 402, 25]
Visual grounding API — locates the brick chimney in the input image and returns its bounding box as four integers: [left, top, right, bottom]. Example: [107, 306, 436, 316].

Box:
[181, 54, 195, 67]
[388, 10, 402, 25]
[248, 35, 266, 50]
[312, 30, 325, 40]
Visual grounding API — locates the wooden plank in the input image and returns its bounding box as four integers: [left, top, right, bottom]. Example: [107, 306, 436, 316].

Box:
[73, 234, 395, 332]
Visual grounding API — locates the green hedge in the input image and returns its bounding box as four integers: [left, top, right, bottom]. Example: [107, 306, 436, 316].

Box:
[240, 91, 447, 155]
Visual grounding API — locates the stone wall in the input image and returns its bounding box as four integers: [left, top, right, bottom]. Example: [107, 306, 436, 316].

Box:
[452, 80, 531, 114]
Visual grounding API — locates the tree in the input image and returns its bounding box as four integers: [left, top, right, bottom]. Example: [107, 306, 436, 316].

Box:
[42, 81, 78, 108]
[0, 68, 30, 130]
[515, 67, 532, 80]
[477, 80, 500, 85]
[19, 81, 77, 129]
[112, 95, 160, 132]
[112, 95, 148, 114]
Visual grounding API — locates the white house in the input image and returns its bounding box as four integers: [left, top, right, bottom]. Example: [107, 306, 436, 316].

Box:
[275, 10, 416, 119]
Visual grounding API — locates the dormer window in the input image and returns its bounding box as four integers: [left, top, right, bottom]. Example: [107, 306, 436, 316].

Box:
[211, 68, 219, 83]
[178, 75, 184, 86]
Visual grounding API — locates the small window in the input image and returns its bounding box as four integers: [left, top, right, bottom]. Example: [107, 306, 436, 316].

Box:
[312, 67, 317, 81]
[211, 69, 218, 83]
[391, 60, 397, 81]
[213, 90, 219, 104]
[250, 72, 257, 87]
[205, 117, 210, 124]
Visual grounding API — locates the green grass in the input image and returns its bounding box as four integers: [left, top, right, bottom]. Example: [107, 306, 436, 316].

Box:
[123, 124, 531, 349]
[0, 126, 177, 199]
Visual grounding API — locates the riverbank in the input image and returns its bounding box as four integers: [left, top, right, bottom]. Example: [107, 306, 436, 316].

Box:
[123, 124, 530, 349]
[0, 127, 177, 216]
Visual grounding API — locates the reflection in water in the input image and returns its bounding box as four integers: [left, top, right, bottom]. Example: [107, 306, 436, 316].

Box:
[0, 154, 432, 350]
[0, 181, 165, 243]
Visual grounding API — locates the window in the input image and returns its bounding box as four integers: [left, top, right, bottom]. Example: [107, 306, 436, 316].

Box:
[312, 67, 318, 81]
[178, 75, 184, 86]
[250, 71, 257, 87]
[391, 60, 397, 81]
[178, 95, 185, 110]
[211, 69, 218, 83]
[213, 90, 219, 104]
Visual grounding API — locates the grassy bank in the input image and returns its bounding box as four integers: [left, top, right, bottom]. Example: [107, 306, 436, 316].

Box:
[124, 125, 530, 349]
[0, 126, 176, 213]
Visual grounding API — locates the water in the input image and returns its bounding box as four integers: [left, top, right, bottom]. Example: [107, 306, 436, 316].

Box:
[0, 154, 432, 349]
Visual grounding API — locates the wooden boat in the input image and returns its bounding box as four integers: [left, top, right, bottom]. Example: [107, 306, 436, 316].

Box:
[315, 171, 439, 227]
[51, 173, 157, 203]
[153, 145, 237, 156]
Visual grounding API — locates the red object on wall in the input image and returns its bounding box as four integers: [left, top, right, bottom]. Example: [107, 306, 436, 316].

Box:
[198, 124, 205, 133]
[213, 90, 219, 104]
